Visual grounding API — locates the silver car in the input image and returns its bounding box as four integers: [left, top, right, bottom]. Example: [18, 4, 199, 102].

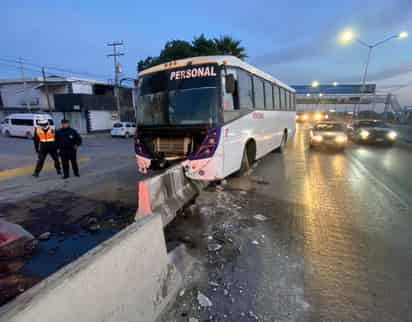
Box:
[310, 122, 348, 151]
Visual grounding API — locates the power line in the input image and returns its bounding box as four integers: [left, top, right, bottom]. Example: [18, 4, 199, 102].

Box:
[0, 57, 110, 80]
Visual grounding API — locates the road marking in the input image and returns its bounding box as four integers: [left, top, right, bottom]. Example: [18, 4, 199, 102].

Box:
[347, 152, 410, 209]
[0, 156, 90, 181]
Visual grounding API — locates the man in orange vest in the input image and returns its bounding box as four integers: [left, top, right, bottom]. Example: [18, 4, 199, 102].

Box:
[32, 119, 61, 177]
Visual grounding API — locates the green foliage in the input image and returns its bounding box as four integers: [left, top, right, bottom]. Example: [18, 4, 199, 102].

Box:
[137, 35, 246, 71]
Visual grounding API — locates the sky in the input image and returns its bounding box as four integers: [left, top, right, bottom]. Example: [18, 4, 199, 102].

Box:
[1, 0, 412, 105]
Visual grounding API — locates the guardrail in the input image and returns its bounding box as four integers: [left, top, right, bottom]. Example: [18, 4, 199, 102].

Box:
[0, 214, 183, 322]
[136, 164, 205, 226]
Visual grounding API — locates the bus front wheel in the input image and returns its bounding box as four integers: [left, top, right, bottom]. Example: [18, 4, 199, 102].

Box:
[238, 140, 256, 176]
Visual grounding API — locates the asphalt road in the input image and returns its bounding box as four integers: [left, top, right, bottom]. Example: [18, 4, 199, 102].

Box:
[162, 123, 412, 322]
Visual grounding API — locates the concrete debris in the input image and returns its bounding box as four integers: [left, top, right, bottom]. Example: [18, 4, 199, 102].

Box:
[88, 223, 101, 232]
[179, 289, 185, 297]
[208, 281, 219, 287]
[249, 310, 259, 319]
[253, 214, 267, 221]
[224, 289, 229, 296]
[38, 232, 51, 240]
[0, 219, 36, 259]
[197, 291, 213, 308]
[208, 242, 222, 252]
[199, 207, 214, 217]
[189, 318, 199, 322]
[251, 240, 259, 245]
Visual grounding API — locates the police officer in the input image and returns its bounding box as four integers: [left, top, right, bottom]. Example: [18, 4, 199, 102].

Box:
[56, 119, 82, 179]
[33, 119, 61, 177]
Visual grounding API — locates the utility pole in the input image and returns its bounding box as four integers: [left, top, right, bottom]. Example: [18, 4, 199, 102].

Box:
[42, 67, 51, 113]
[19, 57, 31, 111]
[107, 41, 124, 121]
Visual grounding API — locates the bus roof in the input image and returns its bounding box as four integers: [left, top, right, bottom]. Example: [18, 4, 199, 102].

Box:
[138, 55, 295, 92]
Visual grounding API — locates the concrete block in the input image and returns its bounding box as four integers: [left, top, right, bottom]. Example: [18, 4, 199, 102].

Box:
[0, 214, 182, 322]
[137, 165, 205, 226]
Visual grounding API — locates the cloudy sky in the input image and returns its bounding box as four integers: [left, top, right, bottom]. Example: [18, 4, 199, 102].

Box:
[1, 0, 412, 105]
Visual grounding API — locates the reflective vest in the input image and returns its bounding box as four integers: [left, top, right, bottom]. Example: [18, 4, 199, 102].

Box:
[36, 127, 55, 143]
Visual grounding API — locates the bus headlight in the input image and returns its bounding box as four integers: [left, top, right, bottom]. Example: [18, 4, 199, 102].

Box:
[189, 128, 221, 160]
[360, 130, 370, 140]
[387, 131, 397, 140]
[303, 114, 309, 121]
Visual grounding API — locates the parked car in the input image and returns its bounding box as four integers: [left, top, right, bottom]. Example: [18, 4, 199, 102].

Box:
[111, 122, 136, 138]
[349, 120, 397, 146]
[1, 113, 54, 139]
[310, 121, 348, 151]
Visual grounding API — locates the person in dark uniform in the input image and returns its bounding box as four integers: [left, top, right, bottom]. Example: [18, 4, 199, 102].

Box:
[56, 119, 82, 179]
[33, 119, 61, 177]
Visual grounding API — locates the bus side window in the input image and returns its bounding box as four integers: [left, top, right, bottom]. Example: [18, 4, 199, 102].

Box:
[232, 79, 239, 110]
[273, 85, 280, 110]
[237, 69, 254, 110]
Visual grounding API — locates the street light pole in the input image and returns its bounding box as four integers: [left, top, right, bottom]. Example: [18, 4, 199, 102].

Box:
[339, 30, 408, 117]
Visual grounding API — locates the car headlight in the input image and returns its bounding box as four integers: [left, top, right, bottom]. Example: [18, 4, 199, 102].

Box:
[314, 113, 322, 121]
[303, 114, 309, 120]
[387, 131, 397, 140]
[335, 135, 347, 143]
[312, 135, 323, 142]
[360, 130, 370, 139]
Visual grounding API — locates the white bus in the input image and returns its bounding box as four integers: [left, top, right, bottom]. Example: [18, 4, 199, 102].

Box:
[1, 113, 54, 139]
[134, 55, 296, 181]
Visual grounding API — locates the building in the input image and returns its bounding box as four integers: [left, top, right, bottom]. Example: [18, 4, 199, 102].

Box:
[0, 76, 134, 133]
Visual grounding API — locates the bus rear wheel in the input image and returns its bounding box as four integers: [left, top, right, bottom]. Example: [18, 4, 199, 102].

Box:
[4, 130, 10, 137]
[275, 132, 287, 153]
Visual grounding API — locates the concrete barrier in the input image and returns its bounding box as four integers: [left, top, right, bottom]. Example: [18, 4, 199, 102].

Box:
[0, 214, 182, 322]
[137, 165, 204, 226]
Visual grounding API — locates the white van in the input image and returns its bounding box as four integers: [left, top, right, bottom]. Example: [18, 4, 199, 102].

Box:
[111, 122, 136, 138]
[1, 113, 54, 139]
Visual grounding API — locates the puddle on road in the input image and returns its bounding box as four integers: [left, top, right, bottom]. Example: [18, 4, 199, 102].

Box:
[0, 190, 136, 306]
[21, 229, 118, 278]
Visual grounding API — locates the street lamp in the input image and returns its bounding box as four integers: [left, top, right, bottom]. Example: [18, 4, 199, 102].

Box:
[339, 28, 408, 116]
[311, 80, 319, 88]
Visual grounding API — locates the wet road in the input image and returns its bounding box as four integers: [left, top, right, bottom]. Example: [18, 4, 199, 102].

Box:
[293, 124, 412, 321]
[163, 124, 412, 322]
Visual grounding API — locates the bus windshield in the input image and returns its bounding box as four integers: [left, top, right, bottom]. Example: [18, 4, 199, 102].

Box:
[137, 64, 220, 126]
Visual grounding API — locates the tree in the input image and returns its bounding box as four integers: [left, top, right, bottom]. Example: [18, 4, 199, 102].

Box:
[192, 34, 218, 56]
[158, 40, 195, 62]
[137, 35, 247, 71]
[214, 35, 247, 59]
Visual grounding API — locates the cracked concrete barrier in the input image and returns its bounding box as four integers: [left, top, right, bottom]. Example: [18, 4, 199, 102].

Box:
[137, 164, 204, 226]
[0, 214, 182, 322]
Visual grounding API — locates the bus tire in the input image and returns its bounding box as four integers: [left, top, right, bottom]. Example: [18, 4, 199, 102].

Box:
[239, 149, 250, 174]
[26, 131, 33, 139]
[275, 131, 287, 153]
[4, 130, 10, 137]
[125, 132, 130, 138]
[237, 140, 256, 176]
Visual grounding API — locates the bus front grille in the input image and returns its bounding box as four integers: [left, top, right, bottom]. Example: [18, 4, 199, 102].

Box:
[153, 137, 193, 158]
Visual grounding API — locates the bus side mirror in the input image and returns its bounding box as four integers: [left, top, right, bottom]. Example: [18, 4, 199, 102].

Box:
[225, 74, 236, 94]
